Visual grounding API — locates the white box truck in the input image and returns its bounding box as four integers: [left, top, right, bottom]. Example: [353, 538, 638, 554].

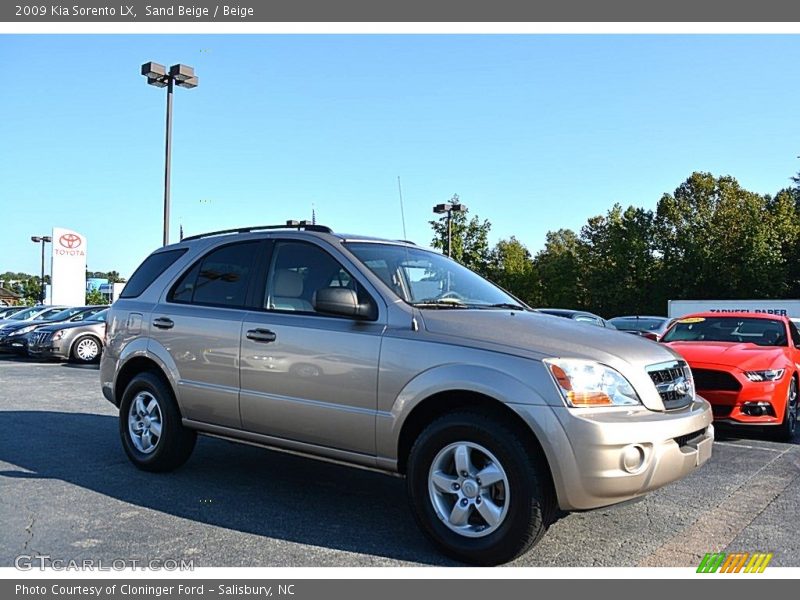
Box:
[668, 299, 800, 319]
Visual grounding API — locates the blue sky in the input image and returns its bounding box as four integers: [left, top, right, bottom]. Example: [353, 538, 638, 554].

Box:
[2, 34, 800, 277]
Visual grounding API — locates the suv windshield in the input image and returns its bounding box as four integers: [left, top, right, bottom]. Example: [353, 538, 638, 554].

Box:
[346, 243, 526, 310]
[662, 316, 787, 346]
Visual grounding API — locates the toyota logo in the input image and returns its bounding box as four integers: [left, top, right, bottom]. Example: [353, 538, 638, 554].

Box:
[59, 233, 82, 249]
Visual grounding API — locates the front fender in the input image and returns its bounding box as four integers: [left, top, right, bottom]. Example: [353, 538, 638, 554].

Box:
[376, 363, 548, 461]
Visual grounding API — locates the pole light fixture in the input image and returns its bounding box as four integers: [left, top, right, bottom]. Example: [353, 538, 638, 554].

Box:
[141, 61, 199, 246]
[432, 195, 467, 258]
[30, 235, 52, 304]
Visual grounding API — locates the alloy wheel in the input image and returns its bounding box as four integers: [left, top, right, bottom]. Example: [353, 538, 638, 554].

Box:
[427, 441, 510, 538]
[127, 391, 163, 454]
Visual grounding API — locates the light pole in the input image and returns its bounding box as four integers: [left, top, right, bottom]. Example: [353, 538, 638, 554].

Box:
[30, 235, 52, 304]
[141, 62, 199, 246]
[433, 195, 468, 257]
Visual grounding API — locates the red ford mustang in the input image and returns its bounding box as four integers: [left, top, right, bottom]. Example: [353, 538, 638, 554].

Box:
[662, 312, 798, 440]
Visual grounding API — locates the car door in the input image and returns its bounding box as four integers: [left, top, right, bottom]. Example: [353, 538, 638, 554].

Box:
[149, 239, 265, 429]
[239, 239, 384, 456]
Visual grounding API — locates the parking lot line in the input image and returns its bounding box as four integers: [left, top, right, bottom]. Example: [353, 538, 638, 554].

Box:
[638, 447, 799, 566]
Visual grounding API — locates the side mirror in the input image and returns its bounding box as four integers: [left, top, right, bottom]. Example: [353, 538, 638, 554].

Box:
[314, 287, 376, 320]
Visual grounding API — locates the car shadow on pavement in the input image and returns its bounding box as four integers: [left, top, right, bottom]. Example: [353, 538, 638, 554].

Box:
[0, 410, 459, 566]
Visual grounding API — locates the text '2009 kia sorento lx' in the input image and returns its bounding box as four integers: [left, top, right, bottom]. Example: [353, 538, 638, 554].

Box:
[100, 222, 713, 565]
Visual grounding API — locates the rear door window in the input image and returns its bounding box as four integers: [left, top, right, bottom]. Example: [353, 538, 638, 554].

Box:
[169, 241, 261, 308]
[120, 249, 187, 299]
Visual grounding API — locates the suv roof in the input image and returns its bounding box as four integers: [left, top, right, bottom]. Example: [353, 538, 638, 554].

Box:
[179, 220, 415, 247]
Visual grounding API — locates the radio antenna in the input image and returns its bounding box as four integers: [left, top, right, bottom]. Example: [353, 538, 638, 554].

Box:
[397, 176, 408, 240]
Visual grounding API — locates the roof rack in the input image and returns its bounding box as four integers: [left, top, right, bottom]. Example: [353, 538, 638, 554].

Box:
[181, 221, 333, 242]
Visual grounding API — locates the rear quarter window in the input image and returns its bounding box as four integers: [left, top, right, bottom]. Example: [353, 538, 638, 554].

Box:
[120, 249, 187, 299]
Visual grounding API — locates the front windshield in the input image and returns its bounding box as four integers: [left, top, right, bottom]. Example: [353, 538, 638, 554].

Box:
[345, 243, 525, 309]
[33, 308, 67, 321]
[89, 309, 108, 322]
[46, 307, 86, 322]
[9, 307, 40, 320]
[611, 318, 665, 332]
[662, 317, 787, 347]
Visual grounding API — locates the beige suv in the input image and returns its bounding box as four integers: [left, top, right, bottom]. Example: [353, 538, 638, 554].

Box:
[101, 222, 713, 565]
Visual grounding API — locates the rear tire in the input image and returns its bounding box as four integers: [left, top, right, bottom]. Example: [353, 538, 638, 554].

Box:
[119, 371, 196, 472]
[407, 410, 553, 565]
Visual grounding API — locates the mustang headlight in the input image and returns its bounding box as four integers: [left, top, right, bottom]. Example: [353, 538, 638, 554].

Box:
[744, 369, 785, 382]
[544, 359, 642, 407]
[10, 325, 37, 336]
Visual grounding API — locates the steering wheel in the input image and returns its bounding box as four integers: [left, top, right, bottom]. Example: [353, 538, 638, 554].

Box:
[438, 291, 466, 302]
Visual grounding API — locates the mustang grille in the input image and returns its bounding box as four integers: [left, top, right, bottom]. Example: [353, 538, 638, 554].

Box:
[692, 368, 741, 392]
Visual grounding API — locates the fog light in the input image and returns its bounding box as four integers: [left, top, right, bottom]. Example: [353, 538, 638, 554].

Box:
[742, 402, 774, 417]
[621, 445, 646, 473]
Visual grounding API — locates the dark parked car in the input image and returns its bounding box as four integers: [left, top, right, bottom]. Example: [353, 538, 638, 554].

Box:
[0, 305, 105, 355]
[0, 306, 28, 320]
[536, 308, 617, 329]
[608, 316, 675, 341]
[29, 309, 108, 363]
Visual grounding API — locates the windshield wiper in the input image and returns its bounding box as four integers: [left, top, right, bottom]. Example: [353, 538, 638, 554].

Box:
[410, 299, 469, 309]
[480, 303, 527, 311]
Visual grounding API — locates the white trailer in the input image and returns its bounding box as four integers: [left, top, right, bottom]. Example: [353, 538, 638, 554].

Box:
[668, 299, 800, 319]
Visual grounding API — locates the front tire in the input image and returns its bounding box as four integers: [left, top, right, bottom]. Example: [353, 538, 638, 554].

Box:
[119, 371, 196, 472]
[407, 411, 553, 565]
[70, 335, 102, 364]
[774, 376, 798, 442]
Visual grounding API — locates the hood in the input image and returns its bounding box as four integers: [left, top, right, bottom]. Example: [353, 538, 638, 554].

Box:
[665, 341, 787, 371]
[37, 320, 104, 333]
[420, 309, 683, 371]
[0, 317, 64, 332]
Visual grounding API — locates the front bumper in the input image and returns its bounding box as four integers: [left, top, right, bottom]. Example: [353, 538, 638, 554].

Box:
[514, 398, 714, 511]
[701, 382, 787, 427]
[27, 343, 68, 360]
[0, 335, 30, 355]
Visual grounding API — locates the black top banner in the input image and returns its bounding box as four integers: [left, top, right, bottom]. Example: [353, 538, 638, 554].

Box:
[3, 0, 800, 22]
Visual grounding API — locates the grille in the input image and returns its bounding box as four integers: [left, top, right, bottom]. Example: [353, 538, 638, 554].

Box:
[711, 404, 733, 418]
[647, 360, 694, 410]
[692, 369, 741, 392]
[30, 331, 52, 346]
[674, 428, 706, 448]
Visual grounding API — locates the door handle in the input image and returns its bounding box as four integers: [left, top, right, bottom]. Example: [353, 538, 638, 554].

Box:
[246, 328, 277, 343]
[152, 317, 174, 330]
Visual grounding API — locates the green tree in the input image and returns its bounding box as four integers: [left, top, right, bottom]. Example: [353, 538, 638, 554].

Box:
[86, 288, 106, 305]
[487, 236, 540, 305]
[579, 204, 660, 316]
[429, 199, 492, 275]
[655, 172, 792, 302]
[533, 229, 585, 309]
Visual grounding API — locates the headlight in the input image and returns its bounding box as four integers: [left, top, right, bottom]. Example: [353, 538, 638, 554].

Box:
[51, 330, 65, 341]
[10, 325, 37, 336]
[544, 359, 642, 407]
[744, 369, 785, 382]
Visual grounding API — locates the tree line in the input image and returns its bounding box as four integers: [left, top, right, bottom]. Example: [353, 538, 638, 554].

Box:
[430, 171, 800, 318]
[1, 270, 126, 306]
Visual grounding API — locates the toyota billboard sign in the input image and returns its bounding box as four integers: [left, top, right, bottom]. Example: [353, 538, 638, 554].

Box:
[50, 227, 86, 306]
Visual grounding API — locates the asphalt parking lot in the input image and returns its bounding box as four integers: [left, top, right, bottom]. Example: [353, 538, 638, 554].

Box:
[1, 355, 798, 568]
